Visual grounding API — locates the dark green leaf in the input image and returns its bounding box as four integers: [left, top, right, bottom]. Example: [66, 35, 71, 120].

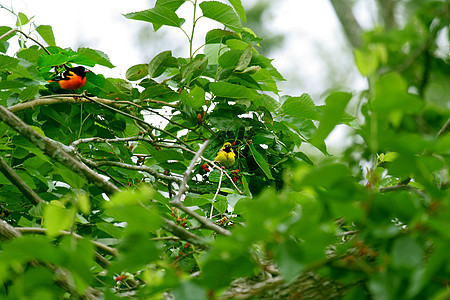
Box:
[280, 94, 319, 120]
[248, 144, 273, 179]
[124, 7, 185, 29]
[205, 29, 239, 44]
[209, 82, 257, 99]
[77, 48, 115, 68]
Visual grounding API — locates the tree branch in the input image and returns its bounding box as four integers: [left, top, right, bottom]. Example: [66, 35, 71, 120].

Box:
[8, 95, 120, 113]
[161, 219, 208, 249]
[329, 0, 363, 48]
[377, 0, 397, 30]
[0, 105, 119, 196]
[170, 140, 232, 236]
[0, 156, 46, 205]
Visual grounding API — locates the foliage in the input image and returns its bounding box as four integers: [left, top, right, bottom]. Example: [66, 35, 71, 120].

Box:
[0, 0, 449, 299]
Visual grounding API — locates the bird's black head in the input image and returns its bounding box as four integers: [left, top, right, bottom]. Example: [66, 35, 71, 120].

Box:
[224, 143, 232, 152]
[68, 66, 89, 78]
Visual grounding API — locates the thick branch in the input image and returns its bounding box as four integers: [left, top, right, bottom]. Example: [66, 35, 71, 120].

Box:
[0, 105, 119, 196]
[172, 140, 210, 203]
[8, 95, 119, 113]
[329, 0, 363, 48]
[0, 156, 46, 205]
[377, 0, 397, 30]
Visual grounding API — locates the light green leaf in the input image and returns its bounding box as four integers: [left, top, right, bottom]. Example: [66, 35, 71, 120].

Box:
[228, 0, 247, 22]
[199, 1, 243, 32]
[16, 12, 30, 26]
[36, 25, 56, 46]
[311, 92, 352, 146]
[77, 193, 90, 215]
[182, 86, 205, 109]
[354, 48, 378, 76]
[43, 201, 76, 237]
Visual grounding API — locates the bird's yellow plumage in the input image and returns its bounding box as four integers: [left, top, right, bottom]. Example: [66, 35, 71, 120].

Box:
[214, 142, 235, 168]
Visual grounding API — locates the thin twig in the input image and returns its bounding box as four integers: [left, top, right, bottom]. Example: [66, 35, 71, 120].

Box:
[80, 157, 183, 183]
[437, 118, 450, 138]
[210, 171, 224, 219]
[378, 184, 424, 196]
[82, 94, 194, 150]
[0, 28, 51, 55]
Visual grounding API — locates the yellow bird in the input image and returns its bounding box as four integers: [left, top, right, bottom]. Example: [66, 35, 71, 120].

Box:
[214, 142, 236, 168]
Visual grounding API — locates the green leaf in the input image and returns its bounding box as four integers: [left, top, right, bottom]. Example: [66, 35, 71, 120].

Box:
[126, 64, 149, 81]
[228, 0, 247, 22]
[56, 163, 87, 189]
[199, 1, 243, 33]
[0, 54, 19, 71]
[391, 236, 424, 269]
[205, 29, 239, 44]
[372, 72, 422, 114]
[209, 82, 257, 99]
[38, 53, 69, 67]
[280, 94, 319, 120]
[248, 144, 274, 179]
[16, 12, 30, 26]
[77, 193, 90, 215]
[155, 0, 186, 11]
[181, 86, 205, 109]
[311, 92, 352, 146]
[43, 201, 76, 237]
[77, 48, 115, 68]
[354, 48, 378, 76]
[172, 280, 207, 300]
[148, 50, 176, 78]
[18, 86, 40, 101]
[36, 25, 56, 46]
[124, 6, 185, 29]
[97, 222, 124, 239]
[181, 54, 208, 80]
[235, 44, 253, 71]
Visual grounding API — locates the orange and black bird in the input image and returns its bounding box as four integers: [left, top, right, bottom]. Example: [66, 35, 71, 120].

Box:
[47, 66, 89, 90]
